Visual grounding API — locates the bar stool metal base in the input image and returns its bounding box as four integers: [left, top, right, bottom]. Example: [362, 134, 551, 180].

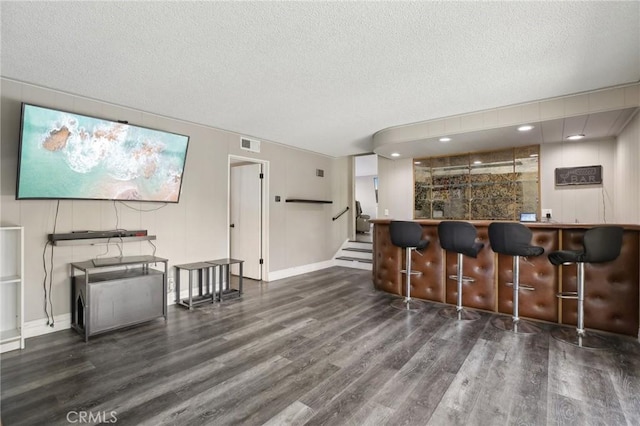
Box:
[447, 274, 475, 283]
[491, 316, 541, 334]
[390, 297, 423, 311]
[551, 327, 609, 349]
[391, 244, 423, 311]
[439, 306, 480, 321]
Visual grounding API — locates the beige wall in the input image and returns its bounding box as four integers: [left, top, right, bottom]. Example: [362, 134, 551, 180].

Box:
[0, 78, 349, 324]
[331, 156, 352, 243]
[377, 157, 413, 221]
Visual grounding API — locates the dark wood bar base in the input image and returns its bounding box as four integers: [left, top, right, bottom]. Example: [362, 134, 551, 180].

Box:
[371, 220, 640, 337]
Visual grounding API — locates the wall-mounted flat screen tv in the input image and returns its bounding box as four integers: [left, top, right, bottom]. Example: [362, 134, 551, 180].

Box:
[16, 103, 189, 203]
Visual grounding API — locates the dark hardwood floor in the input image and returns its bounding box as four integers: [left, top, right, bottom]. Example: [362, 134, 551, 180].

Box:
[2, 266, 640, 425]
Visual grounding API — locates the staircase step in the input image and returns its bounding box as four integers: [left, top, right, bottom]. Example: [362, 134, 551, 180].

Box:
[345, 241, 373, 250]
[338, 249, 371, 260]
[335, 256, 373, 264]
[343, 247, 373, 253]
[335, 239, 373, 270]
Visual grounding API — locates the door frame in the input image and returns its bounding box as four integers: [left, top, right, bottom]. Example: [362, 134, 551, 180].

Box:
[228, 155, 270, 281]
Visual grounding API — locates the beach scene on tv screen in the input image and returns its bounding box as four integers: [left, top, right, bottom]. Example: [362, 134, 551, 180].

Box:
[18, 105, 188, 202]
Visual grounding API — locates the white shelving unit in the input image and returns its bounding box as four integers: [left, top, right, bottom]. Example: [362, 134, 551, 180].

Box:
[1, 226, 25, 353]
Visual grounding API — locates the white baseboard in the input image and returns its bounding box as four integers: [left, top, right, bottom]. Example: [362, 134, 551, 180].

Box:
[1, 340, 22, 353]
[23, 313, 72, 338]
[267, 260, 335, 281]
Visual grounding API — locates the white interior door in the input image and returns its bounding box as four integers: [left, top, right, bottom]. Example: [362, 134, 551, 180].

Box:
[230, 163, 262, 280]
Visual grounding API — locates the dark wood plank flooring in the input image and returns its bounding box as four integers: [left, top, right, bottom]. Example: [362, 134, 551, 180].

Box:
[2, 266, 640, 425]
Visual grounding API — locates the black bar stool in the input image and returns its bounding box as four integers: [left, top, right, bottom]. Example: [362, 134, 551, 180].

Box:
[389, 221, 430, 311]
[438, 221, 484, 321]
[488, 222, 545, 334]
[548, 226, 623, 348]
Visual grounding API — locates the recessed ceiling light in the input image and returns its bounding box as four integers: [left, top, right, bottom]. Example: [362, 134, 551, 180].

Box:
[529, 154, 539, 157]
[518, 125, 534, 132]
[414, 161, 421, 165]
[567, 134, 585, 140]
[473, 160, 482, 164]
[439, 137, 451, 142]
[391, 153, 400, 157]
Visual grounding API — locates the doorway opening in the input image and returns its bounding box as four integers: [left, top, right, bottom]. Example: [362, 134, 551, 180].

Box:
[354, 154, 378, 242]
[228, 156, 269, 281]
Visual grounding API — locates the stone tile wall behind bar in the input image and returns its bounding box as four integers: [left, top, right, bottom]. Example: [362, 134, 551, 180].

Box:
[414, 146, 539, 221]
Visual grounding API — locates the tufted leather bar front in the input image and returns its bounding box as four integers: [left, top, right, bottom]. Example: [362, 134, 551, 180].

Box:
[496, 228, 559, 322]
[444, 227, 495, 311]
[371, 220, 640, 337]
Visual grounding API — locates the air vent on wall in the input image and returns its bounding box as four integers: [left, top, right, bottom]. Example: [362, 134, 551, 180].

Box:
[240, 137, 260, 153]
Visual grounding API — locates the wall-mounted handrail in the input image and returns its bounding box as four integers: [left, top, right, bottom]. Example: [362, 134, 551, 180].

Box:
[332, 206, 349, 221]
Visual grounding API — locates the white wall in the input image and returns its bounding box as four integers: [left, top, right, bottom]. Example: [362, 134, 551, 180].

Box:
[0, 78, 349, 326]
[540, 139, 617, 224]
[614, 111, 640, 224]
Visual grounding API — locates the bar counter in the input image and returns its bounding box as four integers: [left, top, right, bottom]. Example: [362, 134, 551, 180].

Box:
[371, 219, 640, 337]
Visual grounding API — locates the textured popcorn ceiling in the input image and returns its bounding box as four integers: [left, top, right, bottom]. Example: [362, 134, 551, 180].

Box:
[1, 1, 639, 157]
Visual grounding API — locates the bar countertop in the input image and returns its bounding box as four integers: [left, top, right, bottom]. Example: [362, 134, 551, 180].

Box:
[370, 218, 640, 230]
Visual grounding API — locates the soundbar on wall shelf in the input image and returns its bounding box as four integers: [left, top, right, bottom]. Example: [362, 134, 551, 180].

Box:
[285, 199, 332, 204]
[52, 235, 156, 246]
[48, 230, 155, 246]
[49, 230, 148, 242]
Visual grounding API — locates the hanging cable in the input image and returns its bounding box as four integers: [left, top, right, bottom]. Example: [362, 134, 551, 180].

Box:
[48, 201, 60, 326]
[147, 239, 157, 257]
[41, 240, 51, 326]
[95, 239, 112, 260]
[118, 201, 167, 212]
[113, 200, 120, 231]
[42, 200, 60, 326]
[112, 201, 124, 256]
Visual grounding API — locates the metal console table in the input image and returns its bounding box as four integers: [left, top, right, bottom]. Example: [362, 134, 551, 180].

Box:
[70, 255, 168, 342]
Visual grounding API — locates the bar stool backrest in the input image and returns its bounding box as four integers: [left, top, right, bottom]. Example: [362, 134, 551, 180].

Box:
[488, 222, 544, 257]
[389, 221, 423, 249]
[438, 221, 484, 258]
[582, 226, 624, 263]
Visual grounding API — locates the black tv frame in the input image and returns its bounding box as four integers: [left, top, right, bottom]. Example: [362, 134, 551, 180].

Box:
[16, 103, 190, 203]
